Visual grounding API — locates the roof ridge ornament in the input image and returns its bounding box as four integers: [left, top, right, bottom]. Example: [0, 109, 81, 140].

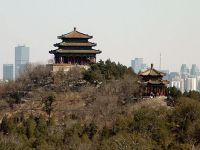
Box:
[151, 63, 153, 69]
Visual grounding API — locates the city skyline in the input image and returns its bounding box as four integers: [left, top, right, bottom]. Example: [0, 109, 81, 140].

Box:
[1, 0, 200, 78]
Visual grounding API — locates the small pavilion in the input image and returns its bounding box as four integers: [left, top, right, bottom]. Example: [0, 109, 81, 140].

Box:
[139, 64, 169, 96]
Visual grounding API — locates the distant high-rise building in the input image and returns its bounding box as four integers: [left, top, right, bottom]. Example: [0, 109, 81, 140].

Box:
[191, 64, 199, 76]
[170, 80, 181, 90]
[131, 58, 147, 73]
[169, 72, 179, 80]
[161, 70, 170, 80]
[3, 64, 14, 81]
[170, 76, 185, 93]
[15, 45, 30, 79]
[196, 76, 200, 91]
[180, 79, 185, 93]
[185, 77, 197, 92]
[180, 64, 190, 76]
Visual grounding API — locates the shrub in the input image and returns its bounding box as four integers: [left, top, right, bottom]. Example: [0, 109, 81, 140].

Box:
[168, 98, 200, 142]
[129, 107, 172, 147]
[0, 116, 17, 134]
[166, 87, 182, 106]
[26, 116, 36, 139]
[183, 90, 200, 101]
[83, 59, 136, 83]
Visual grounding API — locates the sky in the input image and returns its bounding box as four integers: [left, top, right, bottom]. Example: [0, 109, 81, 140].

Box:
[1, 0, 200, 78]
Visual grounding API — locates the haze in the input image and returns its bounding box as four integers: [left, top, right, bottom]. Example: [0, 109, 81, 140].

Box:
[1, 0, 200, 78]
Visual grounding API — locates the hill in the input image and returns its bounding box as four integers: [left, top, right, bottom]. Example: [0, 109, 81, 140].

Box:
[0, 60, 200, 149]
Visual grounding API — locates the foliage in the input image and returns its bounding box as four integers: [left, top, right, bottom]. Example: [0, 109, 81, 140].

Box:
[166, 87, 182, 106]
[183, 90, 200, 101]
[168, 97, 200, 143]
[42, 92, 56, 124]
[2, 61, 200, 149]
[26, 116, 36, 139]
[83, 59, 136, 83]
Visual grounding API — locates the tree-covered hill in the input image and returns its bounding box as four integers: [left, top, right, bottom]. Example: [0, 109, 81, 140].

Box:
[0, 60, 200, 149]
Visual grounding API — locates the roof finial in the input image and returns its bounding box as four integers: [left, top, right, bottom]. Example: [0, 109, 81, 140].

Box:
[151, 64, 153, 69]
[74, 27, 76, 31]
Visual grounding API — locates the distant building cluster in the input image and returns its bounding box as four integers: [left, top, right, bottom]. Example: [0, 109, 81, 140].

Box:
[3, 45, 30, 81]
[166, 64, 200, 93]
[131, 58, 148, 73]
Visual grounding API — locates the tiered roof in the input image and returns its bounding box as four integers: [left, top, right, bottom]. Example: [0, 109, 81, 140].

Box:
[50, 28, 101, 55]
[50, 49, 102, 54]
[58, 28, 93, 39]
[139, 64, 165, 77]
[54, 42, 97, 47]
[139, 64, 169, 85]
[143, 80, 170, 85]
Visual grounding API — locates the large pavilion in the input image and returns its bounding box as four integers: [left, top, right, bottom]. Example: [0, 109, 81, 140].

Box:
[49, 28, 102, 72]
[49, 28, 101, 65]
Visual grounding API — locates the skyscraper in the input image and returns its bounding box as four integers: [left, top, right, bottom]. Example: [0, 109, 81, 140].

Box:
[185, 77, 197, 92]
[180, 64, 190, 76]
[131, 58, 147, 74]
[191, 64, 199, 76]
[3, 64, 14, 81]
[15, 45, 30, 79]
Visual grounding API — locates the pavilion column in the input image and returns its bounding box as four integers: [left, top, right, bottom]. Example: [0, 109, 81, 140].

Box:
[158, 87, 161, 96]
[61, 56, 64, 64]
[69, 57, 72, 64]
[156, 86, 159, 96]
[83, 57, 85, 64]
[77, 57, 79, 64]
[162, 86, 164, 96]
[146, 87, 148, 96]
[79, 57, 82, 65]
[164, 87, 166, 96]
[81, 57, 83, 65]
[91, 57, 95, 63]
[70, 57, 73, 64]
[147, 86, 150, 96]
[73, 57, 76, 64]
[59, 56, 61, 64]
[72, 56, 75, 64]
[63, 56, 66, 63]
[54, 57, 58, 64]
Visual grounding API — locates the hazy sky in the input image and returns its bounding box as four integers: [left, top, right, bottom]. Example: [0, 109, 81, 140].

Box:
[1, 0, 200, 78]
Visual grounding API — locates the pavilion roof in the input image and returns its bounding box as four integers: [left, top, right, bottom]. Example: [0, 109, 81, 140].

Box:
[49, 49, 102, 54]
[139, 64, 165, 77]
[58, 28, 92, 39]
[144, 80, 170, 85]
[54, 42, 97, 47]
